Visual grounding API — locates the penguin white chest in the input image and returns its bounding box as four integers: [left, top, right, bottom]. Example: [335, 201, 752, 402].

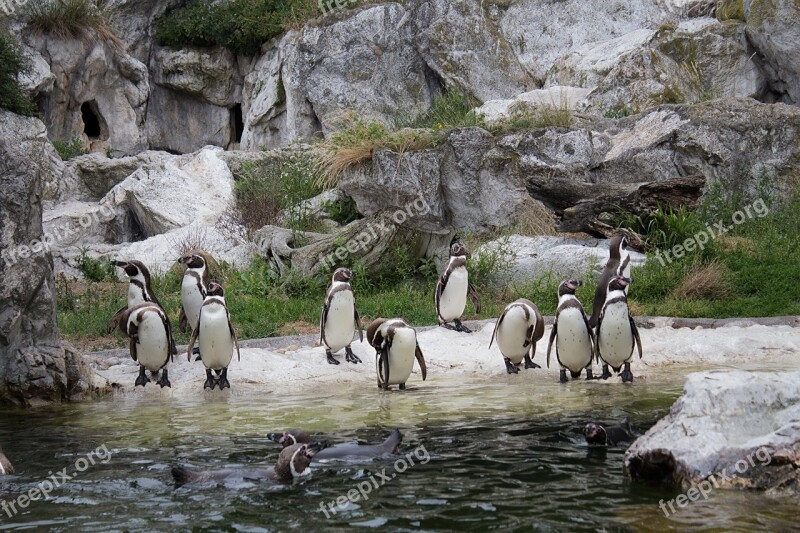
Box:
[131, 313, 169, 372]
[128, 284, 146, 307]
[324, 290, 356, 352]
[555, 308, 593, 372]
[598, 302, 634, 367]
[381, 329, 417, 386]
[440, 267, 468, 321]
[198, 304, 234, 370]
[496, 307, 531, 363]
[181, 276, 204, 330]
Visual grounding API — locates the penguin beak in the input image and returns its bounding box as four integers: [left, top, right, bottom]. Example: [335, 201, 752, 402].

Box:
[267, 432, 282, 443]
[113, 260, 129, 268]
[307, 441, 327, 457]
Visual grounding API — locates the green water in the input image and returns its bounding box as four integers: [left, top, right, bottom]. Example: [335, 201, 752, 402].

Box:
[0, 374, 797, 531]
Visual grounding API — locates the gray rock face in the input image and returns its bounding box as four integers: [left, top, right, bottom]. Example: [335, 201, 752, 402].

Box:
[104, 0, 182, 63]
[150, 45, 243, 107]
[0, 111, 96, 405]
[26, 34, 149, 156]
[625, 370, 800, 492]
[744, 0, 800, 104]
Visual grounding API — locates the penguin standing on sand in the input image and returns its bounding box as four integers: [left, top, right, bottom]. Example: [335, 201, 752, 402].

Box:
[367, 318, 427, 390]
[547, 279, 596, 383]
[123, 302, 173, 388]
[489, 299, 544, 374]
[320, 268, 363, 365]
[435, 241, 481, 333]
[595, 276, 642, 382]
[187, 282, 240, 390]
[178, 254, 209, 336]
[589, 234, 631, 328]
[108, 260, 177, 355]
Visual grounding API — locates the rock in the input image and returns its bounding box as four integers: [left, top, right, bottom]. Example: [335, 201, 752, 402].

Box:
[0, 110, 97, 405]
[277, 188, 349, 226]
[104, 0, 183, 63]
[624, 370, 800, 491]
[475, 87, 593, 124]
[744, 0, 800, 105]
[17, 44, 55, 97]
[290, 3, 434, 133]
[412, 0, 535, 100]
[150, 45, 243, 107]
[26, 34, 149, 156]
[476, 235, 647, 285]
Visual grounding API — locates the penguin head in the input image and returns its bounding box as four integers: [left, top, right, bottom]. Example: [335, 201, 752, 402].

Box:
[607, 276, 632, 292]
[450, 242, 467, 257]
[583, 423, 608, 445]
[366, 318, 388, 348]
[332, 267, 353, 283]
[610, 234, 628, 258]
[267, 429, 310, 448]
[207, 282, 224, 297]
[114, 260, 151, 285]
[179, 254, 206, 270]
[558, 279, 582, 297]
[276, 442, 324, 481]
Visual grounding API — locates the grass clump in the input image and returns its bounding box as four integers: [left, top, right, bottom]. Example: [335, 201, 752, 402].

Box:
[25, 0, 119, 43]
[0, 31, 37, 117]
[53, 136, 88, 160]
[77, 249, 116, 282]
[489, 101, 574, 134]
[395, 89, 484, 130]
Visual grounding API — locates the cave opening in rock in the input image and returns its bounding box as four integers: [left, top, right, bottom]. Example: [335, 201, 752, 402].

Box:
[230, 104, 244, 144]
[81, 101, 103, 139]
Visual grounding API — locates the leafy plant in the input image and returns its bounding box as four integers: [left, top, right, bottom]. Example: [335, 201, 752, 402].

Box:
[323, 196, 360, 226]
[0, 30, 37, 117]
[53, 136, 88, 160]
[394, 88, 484, 130]
[77, 249, 116, 282]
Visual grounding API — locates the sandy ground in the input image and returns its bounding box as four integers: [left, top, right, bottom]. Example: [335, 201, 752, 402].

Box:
[88, 317, 800, 395]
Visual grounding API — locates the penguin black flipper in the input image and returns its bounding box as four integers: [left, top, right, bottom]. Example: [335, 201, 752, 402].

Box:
[179, 307, 188, 334]
[467, 283, 481, 314]
[546, 320, 557, 368]
[630, 315, 643, 359]
[319, 303, 329, 347]
[187, 313, 200, 362]
[415, 343, 427, 381]
[354, 307, 364, 343]
[380, 341, 391, 390]
[159, 307, 175, 364]
[488, 309, 507, 349]
[108, 304, 129, 335]
[228, 311, 241, 362]
[127, 320, 140, 362]
[434, 271, 450, 324]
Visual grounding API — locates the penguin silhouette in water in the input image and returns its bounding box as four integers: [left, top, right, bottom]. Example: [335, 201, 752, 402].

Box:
[435, 240, 481, 333]
[267, 428, 402, 462]
[583, 418, 634, 446]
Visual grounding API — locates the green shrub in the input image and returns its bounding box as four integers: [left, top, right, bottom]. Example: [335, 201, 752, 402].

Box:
[0, 31, 37, 117]
[324, 196, 360, 225]
[53, 136, 88, 160]
[77, 249, 116, 282]
[395, 88, 484, 130]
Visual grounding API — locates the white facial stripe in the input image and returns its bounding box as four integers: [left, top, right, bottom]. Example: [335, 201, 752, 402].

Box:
[289, 447, 311, 479]
[288, 434, 297, 445]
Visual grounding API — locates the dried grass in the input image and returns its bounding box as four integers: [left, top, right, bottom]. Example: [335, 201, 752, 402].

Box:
[670, 260, 732, 300]
[510, 197, 559, 237]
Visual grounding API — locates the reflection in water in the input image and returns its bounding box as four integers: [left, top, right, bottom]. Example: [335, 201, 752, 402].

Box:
[0, 375, 796, 531]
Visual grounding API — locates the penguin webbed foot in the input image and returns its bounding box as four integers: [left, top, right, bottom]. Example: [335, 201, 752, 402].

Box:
[439, 322, 457, 331]
[586, 369, 594, 381]
[523, 355, 540, 369]
[599, 364, 612, 380]
[326, 350, 340, 365]
[454, 320, 472, 333]
[204, 369, 216, 390]
[344, 346, 361, 364]
[620, 363, 634, 383]
[134, 367, 149, 387]
[157, 369, 171, 388]
[218, 369, 231, 390]
[504, 358, 520, 374]
[194, 355, 202, 361]
[399, 383, 406, 390]
[559, 369, 568, 384]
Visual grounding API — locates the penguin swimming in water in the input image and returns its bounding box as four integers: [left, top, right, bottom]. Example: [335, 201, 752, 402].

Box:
[583, 418, 634, 446]
[589, 234, 631, 328]
[0, 447, 13, 475]
[123, 302, 174, 388]
[187, 282, 240, 390]
[546, 279, 596, 383]
[171, 442, 324, 487]
[435, 241, 481, 333]
[320, 267, 363, 365]
[489, 299, 544, 374]
[108, 260, 177, 355]
[267, 428, 402, 462]
[595, 276, 643, 382]
[178, 254, 209, 336]
[367, 318, 427, 390]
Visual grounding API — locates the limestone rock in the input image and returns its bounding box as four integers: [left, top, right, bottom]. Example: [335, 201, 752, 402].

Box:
[150, 45, 243, 107]
[744, 0, 800, 104]
[475, 87, 593, 124]
[625, 370, 800, 492]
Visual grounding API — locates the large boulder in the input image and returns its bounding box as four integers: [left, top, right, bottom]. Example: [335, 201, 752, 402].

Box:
[0, 111, 97, 405]
[150, 45, 243, 107]
[744, 0, 800, 104]
[625, 370, 800, 492]
[104, 0, 183, 63]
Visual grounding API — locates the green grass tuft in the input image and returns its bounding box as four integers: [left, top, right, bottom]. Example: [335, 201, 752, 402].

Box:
[53, 136, 88, 160]
[0, 31, 37, 117]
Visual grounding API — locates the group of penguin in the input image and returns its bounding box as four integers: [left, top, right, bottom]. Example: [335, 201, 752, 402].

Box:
[107, 232, 642, 390]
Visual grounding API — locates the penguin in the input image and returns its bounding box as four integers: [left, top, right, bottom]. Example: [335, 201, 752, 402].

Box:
[267, 428, 402, 462]
[171, 442, 323, 487]
[108, 260, 177, 355]
[434, 242, 481, 333]
[367, 318, 427, 390]
[320, 267, 363, 365]
[178, 254, 209, 335]
[589, 234, 631, 328]
[595, 276, 643, 383]
[488, 299, 544, 374]
[0, 447, 13, 475]
[123, 302, 173, 388]
[187, 282, 241, 390]
[546, 279, 596, 383]
[583, 418, 634, 446]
